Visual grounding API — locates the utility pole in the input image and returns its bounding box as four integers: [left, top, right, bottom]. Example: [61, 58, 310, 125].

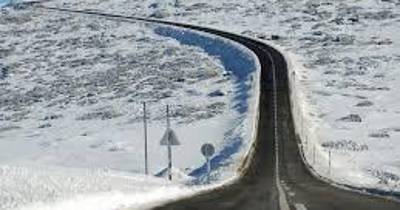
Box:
[143, 102, 148, 175]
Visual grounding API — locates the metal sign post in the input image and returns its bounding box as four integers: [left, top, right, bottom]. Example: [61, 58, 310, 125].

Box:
[201, 143, 215, 183]
[167, 105, 171, 181]
[206, 156, 211, 182]
[160, 105, 180, 181]
[143, 102, 148, 175]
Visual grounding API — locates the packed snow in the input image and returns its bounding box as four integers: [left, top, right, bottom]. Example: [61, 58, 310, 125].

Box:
[0, 1, 260, 209]
[41, 0, 400, 196]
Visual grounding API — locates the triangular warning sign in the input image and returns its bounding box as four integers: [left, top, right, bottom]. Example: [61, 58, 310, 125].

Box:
[160, 128, 180, 146]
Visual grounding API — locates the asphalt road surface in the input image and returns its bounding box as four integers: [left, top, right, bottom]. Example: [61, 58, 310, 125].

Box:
[36, 5, 400, 210]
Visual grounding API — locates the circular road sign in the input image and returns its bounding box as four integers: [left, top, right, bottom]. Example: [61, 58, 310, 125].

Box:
[201, 143, 215, 158]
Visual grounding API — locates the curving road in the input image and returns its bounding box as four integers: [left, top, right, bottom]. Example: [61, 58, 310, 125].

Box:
[35, 4, 400, 210]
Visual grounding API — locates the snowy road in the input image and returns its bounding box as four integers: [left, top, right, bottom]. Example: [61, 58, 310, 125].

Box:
[34, 6, 400, 210]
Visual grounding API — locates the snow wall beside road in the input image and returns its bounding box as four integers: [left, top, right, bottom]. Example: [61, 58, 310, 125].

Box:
[154, 25, 261, 183]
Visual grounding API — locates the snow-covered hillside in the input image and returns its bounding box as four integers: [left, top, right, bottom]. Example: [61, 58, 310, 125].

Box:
[0, 1, 260, 209]
[42, 0, 400, 195]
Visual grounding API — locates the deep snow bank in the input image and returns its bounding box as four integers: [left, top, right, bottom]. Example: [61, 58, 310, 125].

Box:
[153, 25, 261, 183]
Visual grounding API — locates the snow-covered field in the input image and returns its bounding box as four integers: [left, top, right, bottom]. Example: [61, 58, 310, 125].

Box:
[41, 0, 400, 195]
[0, 1, 260, 209]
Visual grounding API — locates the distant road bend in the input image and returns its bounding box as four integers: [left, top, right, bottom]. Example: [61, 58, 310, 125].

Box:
[35, 4, 400, 210]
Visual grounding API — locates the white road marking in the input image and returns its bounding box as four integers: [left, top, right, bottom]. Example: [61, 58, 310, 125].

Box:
[263, 46, 291, 210]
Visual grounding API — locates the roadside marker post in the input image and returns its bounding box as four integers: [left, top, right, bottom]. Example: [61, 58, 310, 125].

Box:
[313, 144, 316, 165]
[328, 149, 332, 177]
[160, 105, 180, 181]
[201, 143, 215, 183]
[304, 133, 308, 153]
